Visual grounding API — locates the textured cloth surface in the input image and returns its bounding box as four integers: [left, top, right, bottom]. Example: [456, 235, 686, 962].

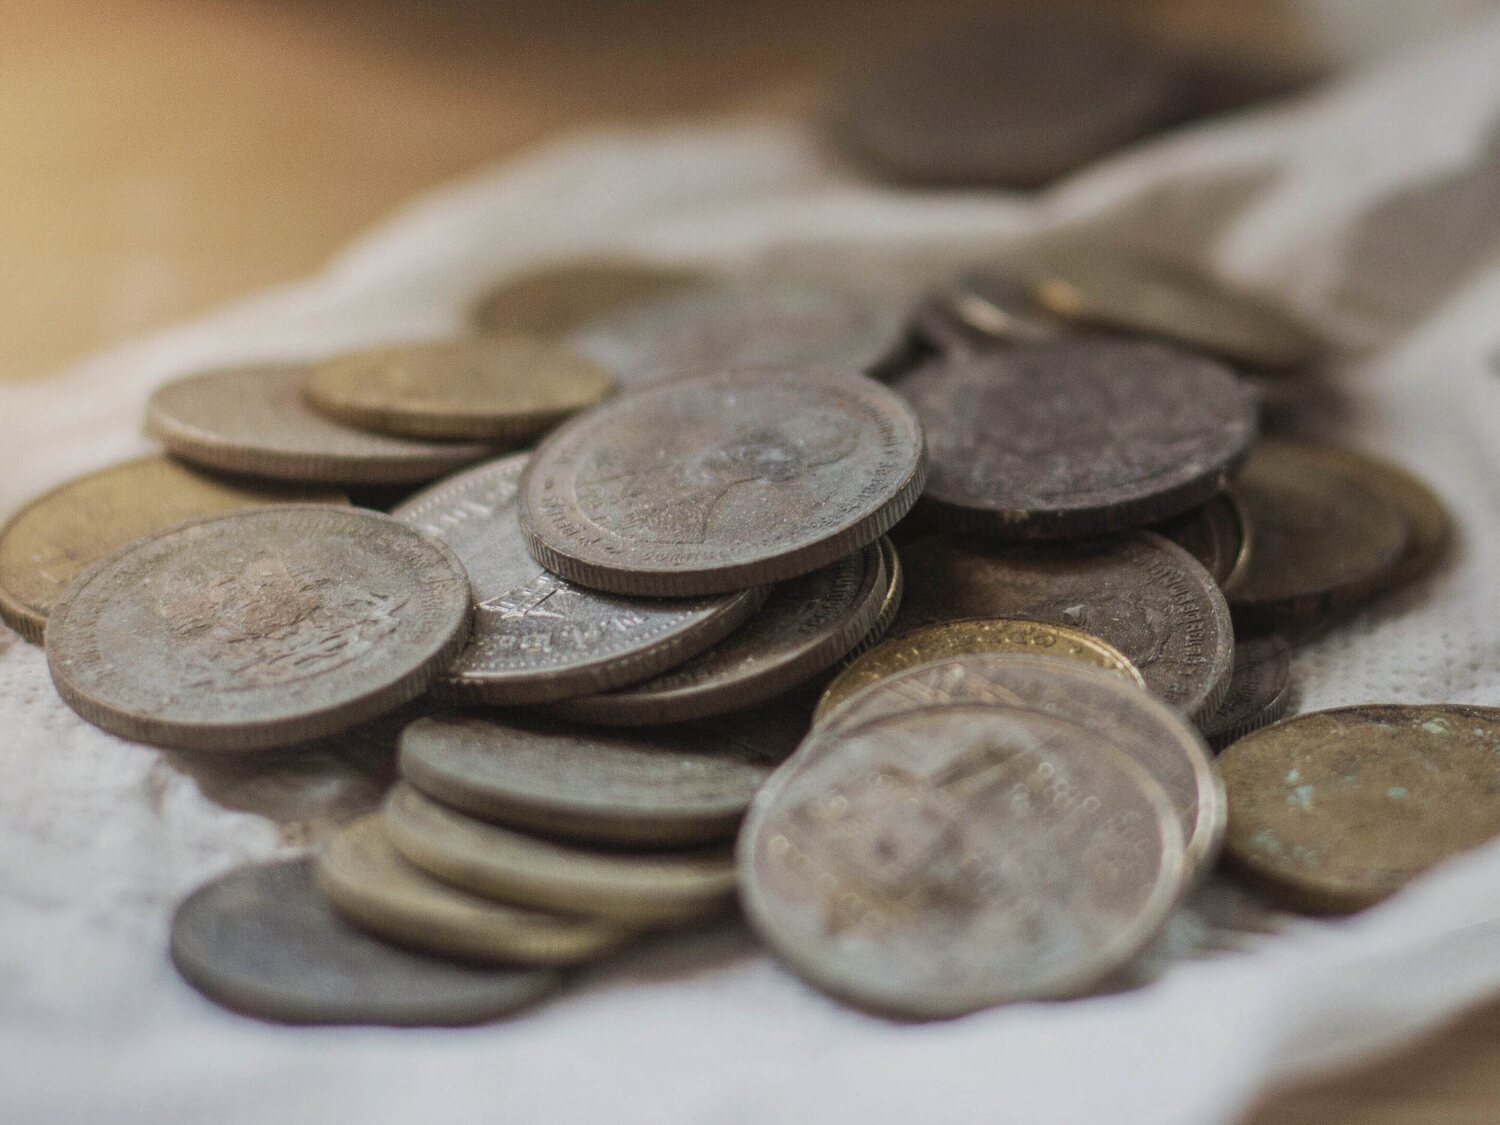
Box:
[7, 17, 1500, 1125]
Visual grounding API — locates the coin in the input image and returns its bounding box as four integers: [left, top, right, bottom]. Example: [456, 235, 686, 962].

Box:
[738, 703, 1186, 1018]
[471, 259, 705, 337]
[0, 456, 345, 644]
[815, 618, 1144, 723]
[1153, 491, 1251, 587]
[1202, 636, 1293, 749]
[840, 535, 904, 664]
[1224, 441, 1408, 628]
[898, 339, 1255, 538]
[1219, 705, 1500, 912]
[393, 455, 763, 705]
[47, 506, 472, 751]
[553, 541, 887, 726]
[318, 816, 633, 965]
[146, 364, 493, 485]
[398, 708, 805, 847]
[944, 267, 1063, 342]
[519, 368, 926, 596]
[898, 531, 1235, 723]
[384, 784, 736, 925]
[170, 858, 559, 1025]
[909, 298, 1000, 358]
[304, 337, 613, 443]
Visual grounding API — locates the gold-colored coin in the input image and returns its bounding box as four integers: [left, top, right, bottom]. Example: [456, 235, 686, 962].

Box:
[305, 337, 614, 443]
[814, 617, 1145, 723]
[0, 456, 345, 643]
[1220, 705, 1500, 913]
[470, 259, 704, 337]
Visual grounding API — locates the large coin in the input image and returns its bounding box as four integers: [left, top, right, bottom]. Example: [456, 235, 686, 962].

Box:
[384, 784, 736, 925]
[898, 531, 1235, 723]
[393, 455, 762, 704]
[471, 259, 705, 337]
[0, 456, 345, 644]
[399, 708, 805, 847]
[170, 858, 558, 1025]
[738, 704, 1186, 1018]
[1153, 491, 1251, 588]
[1202, 635, 1293, 749]
[898, 339, 1255, 538]
[146, 364, 492, 485]
[1219, 705, 1500, 912]
[46, 506, 471, 751]
[318, 816, 632, 965]
[553, 541, 887, 726]
[519, 369, 926, 596]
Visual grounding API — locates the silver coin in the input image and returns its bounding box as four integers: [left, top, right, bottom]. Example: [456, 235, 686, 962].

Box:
[1203, 635, 1293, 749]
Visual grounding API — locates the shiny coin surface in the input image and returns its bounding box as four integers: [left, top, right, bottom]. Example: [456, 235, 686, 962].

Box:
[1202, 635, 1293, 749]
[898, 531, 1235, 723]
[899, 339, 1255, 538]
[319, 816, 632, 966]
[146, 364, 493, 485]
[1153, 491, 1251, 588]
[0, 456, 345, 644]
[399, 708, 805, 848]
[739, 703, 1186, 1018]
[554, 541, 887, 726]
[305, 337, 613, 443]
[47, 506, 471, 751]
[393, 455, 762, 705]
[471, 259, 705, 337]
[170, 858, 559, 1025]
[1219, 705, 1500, 912]
[384, 784, 736, 925]
[519, 368, 926, 596]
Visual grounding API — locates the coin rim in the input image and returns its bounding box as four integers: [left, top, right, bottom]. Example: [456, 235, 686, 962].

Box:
[1203, 635, 1293, 749]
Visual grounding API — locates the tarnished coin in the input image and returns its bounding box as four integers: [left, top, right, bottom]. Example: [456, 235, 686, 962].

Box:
[553, 541, 887, 726]
[319, 816, 632, 966]
[1219, 705, 1500, 912]
[519, 368, 926, 596]
[46, 506, 471, 751]
[1202, 636, 1293, 749]
[471, 259, 704, 337]
[945, 267, 1064, 343]
[909, 298, 1002, 358]
[0, 456, 345, 643]
[815, 618, 1143, 723]
[841, 535, 904, 664]
[170, 858, 558, 1025]
[898, 339, 1255, 538]
[146, 364, 493, 485]
[384, 784, 736, 925]
[1153, 491, 1251, 588]
[399, 708, 805, 847]
[1224, 441, 1408, 628]
[739, 704, 1187, 1018]
[304, 337, 613, 443]
[393, 455, 762, 705]
[898, 531, 1235, 723]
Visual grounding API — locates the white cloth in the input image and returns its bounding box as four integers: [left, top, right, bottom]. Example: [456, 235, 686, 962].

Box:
[7, 14, 1500, 1124]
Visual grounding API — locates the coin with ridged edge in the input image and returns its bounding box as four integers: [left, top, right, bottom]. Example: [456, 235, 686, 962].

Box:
[841, 535, 904, 664]
[1203, 635, 1292, 749]
[471, 259, 705, 337]
[1153, 491, 1251, 588]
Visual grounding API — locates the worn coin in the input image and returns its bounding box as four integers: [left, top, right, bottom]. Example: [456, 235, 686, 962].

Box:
[170, 858, 559, 1025]
[739, 703, 1187, 1018]
[1203, 636, 1293, 749]
[1153, 490, 1252, 588]
[399, 708, 805, 848]
[944, 267, 1064, 343]
[471, 258, 705, 337]
[898, 339, 1255, 538]
[319, 815, 632, 965]
[554, 541, 886, 726]
[47, 506, 472, 751]
[898, 531, 1235, 723]
[0, 456, 345, 644]
[840, 535, 904, 664]
[519, 368, 926, 596]
[1219, 705, 1500, 912]
[384, 783, 736, 925]
[146, 364, 492, 485]
[909, 297, 1001, 358]
[393, 454, 763, 704]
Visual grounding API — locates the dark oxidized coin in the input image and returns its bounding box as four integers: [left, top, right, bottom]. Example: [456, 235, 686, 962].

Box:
[1202, 635, 1292, 749]
[1153, 491, 1251, 588]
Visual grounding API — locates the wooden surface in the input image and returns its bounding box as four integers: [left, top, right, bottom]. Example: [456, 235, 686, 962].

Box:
[3, 1, 1496, 1120]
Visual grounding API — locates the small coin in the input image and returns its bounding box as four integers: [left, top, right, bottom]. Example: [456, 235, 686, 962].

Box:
[519, 368, 926, 596]
[738, 703, 1187, 1018]
[898, 531, 1235, 723]
[318, 816, 632, 966]
[384, 784, 736, 925]
[1219, 705, 1500, 912]
[1224, 441, 1408, 628]
[1153, 490, 1252, 588]
[909, 297, 1002, 358]
[898, 339, 1255, 538]
[47, 506, 472, 751]
[1203, 636, 1293, 749]
[553, 541, 887, 726]
[945, 267, 1064, 343]
[399, 708, 805, 848]
[471, 259, 705, 337]
[815, 618, 1144, 724]
[304, 337, 613, 443]
[393, 455, 763, 704]
[841, 535, 904, 664]
[0, 456, 345, 643]
[170, 858, 559, 1025]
